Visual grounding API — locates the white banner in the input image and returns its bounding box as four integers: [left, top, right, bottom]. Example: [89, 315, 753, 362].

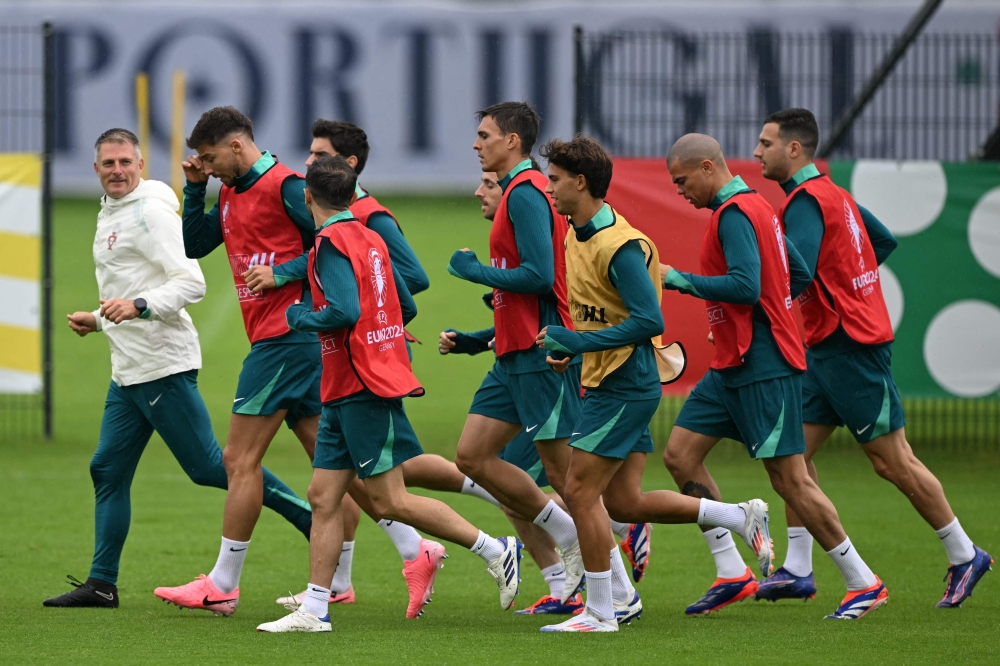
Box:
[3, 1, 1000, 194]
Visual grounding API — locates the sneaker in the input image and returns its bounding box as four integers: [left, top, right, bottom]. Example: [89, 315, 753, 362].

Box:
[620, 523, 652, 583]
[153, 574, 239, 616]
[514, 593, 584, 615]
[43, 575, 118, 608]
[755, 567, 817, 602]
[685, 567, 759, 616]
[402, 539, 447, 619]
[256, 607, 331, 633]
[825, 577, 888, 619]
[736, 499, 773, 579]
[540, 607, 618, 633]
[614, 590, 643, 624]
[275, 586, 356, 606]
[937, 546, 993, 608]
[485, 536, 521, 610]
[559, 541, 585, 604]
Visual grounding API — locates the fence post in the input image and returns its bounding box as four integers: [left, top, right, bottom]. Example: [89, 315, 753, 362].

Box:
[574, 25, 584, 136]
[42, 21, 54, 440]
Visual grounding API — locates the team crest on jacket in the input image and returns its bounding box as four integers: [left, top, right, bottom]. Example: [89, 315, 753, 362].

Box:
[845, 200, 864, 254]
[107, 231, 118, 250]
[369, 247, 387, 307]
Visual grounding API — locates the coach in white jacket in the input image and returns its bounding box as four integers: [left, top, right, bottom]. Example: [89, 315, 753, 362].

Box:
[44, 129, 313, 609]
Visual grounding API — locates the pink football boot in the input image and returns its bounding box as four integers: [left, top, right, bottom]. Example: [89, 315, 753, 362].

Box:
[402, 540, 447, 619]
[154, 575, 239, 616]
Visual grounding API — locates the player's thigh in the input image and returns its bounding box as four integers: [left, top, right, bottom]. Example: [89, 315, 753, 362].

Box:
[861, 426, 917, 476]
[233, 340, 318, 429]
[802, 361, 843, 455]
[291, 413, 320, 460]
[565, 447, 623, 508]
[497, 430, 550, 487]
[603, 451, 647, 518]
[460, 365, 523, 458]
[92, 381, 155, 481]
[308, 467, 356, 515]
[727, 374, 806, 461]
[225, 411, 287, 469]
[810, 345, 905, 444]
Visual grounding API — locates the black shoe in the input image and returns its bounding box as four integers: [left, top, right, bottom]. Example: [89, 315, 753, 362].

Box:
[43, 575, 119, 608]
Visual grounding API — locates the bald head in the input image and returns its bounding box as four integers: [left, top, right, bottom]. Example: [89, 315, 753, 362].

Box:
[667, 133, 726, 170]
[665, 133, 734, 210]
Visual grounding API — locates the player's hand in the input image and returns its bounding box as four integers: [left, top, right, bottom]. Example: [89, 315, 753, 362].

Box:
[181, 154, 208, 183]
[707, 330, 715, 346]
[546, 355, 571, 374]
[243, 265, 276, 294]
[100, 298, 141, 325]
[535, 326, 548, 348]
[489, 337, 495, 349]
[67, 311, 97, 337]
[660, 263, 672, 276]
[439, 330, 457, 355]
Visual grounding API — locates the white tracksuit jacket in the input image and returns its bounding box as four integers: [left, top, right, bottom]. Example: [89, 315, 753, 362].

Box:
[92, 179, 206, 387]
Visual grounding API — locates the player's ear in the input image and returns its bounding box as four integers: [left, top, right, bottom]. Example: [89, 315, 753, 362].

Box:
[507, 132, 520, 152]
[304, 188, 314, 206]
[577, 173, 588, 193]
[346, 155, 358, 170]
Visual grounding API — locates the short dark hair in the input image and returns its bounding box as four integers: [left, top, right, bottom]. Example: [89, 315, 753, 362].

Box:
[312, 119, 371, 175]
[763, 108, 819, 157]
[95, 128, 140, 158]
[187, 106, 254, 150]
[540, 136, 613, 199]
[476, 101, 541, 155]
[306, 155, 357, 210]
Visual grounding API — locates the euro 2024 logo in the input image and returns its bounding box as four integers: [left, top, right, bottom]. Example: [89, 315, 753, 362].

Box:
[369, 247, 388, 307]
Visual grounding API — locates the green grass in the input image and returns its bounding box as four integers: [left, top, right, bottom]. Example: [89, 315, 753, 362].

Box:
[1, 196, 998, 664]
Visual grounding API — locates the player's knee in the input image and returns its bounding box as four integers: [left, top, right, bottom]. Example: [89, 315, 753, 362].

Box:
[453, 448, 481, 479]
[221, 445, 256, 476]
[662, 446, 689, 479]
[367, 487, 404, 520]
[603, 493, 635, 524]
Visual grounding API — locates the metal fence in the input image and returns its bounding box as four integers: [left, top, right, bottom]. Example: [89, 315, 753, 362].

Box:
[0, 23, 54, 439]
[574, 29, 1000, 161]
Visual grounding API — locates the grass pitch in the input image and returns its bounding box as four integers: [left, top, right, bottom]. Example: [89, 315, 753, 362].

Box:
[1, 195, 998, 665]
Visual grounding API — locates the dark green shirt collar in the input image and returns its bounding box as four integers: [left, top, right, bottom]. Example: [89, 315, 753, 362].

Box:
[708, 176, 750, 211]
[319, 209, 355, 229]
[572, 202, 614, 241]
[498, 159, 534, 192]
[235, 151, 276, 192]
[780, 163, 821, 195]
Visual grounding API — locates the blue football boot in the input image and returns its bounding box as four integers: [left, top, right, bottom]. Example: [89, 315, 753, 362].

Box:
[515, 593, 584, 615]
[620, 523, 652, 583]
[937, 546, 993, 608]
[755, 567, 817, 602]
[685, 567, 758, 616]
[825, 577, 888, 619]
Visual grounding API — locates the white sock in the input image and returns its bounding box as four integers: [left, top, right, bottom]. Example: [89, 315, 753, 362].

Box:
[470, 530, 504, 563]
[935, 518, 976, 565]
[208, 537, 250, 594]
[533, 500, 578, 551]
[461, 477, 502, 508]
[783, 527, 814, 577]
[302, 584, 330, 619]
[697, 499, 747, 533]
[826, 537, 878, 591]
[609, 519, 631, 540]
[584, 570, 614, 621]
[609, 547, 636, 604]
[703, 527, 747, 579]
[541, 563, 565, 599]
[378, 519, 422, 562]
[329, 540, 355, 594]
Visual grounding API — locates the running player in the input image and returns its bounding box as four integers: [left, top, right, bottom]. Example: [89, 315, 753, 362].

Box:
[661, 133, 888, 620]
[256, 156, 520, 632]
[533, 136, 771, 632]
[43, 129, 311, 609]
[448, 102, 586, 602]
[440, 170, 583, 615]
[753, 108, 992, 607]
[152, 107, 430, 617]
[244, 119, 503, 610]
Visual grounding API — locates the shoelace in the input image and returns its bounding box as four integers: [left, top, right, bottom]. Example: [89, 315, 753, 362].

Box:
[283, 590, 300, 613]
[66, 574, 86, 589]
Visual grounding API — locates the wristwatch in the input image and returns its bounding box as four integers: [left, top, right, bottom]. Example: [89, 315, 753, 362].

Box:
[133, 297, 147, 315]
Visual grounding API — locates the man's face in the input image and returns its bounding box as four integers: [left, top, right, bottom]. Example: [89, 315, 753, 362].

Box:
[473, 116, 510, 173]
[306, 137, 337, 166]
[545, 163, 583, 217]
[196, 135, 244, 187]
[475, 172, 501, 220]
[94, 141, 142, 199]
[754, 122, 791, 182]
[668, 158, 715, 210]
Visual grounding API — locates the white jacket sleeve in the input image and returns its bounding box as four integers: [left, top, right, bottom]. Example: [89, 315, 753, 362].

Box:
[135, 201, 207, 320]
